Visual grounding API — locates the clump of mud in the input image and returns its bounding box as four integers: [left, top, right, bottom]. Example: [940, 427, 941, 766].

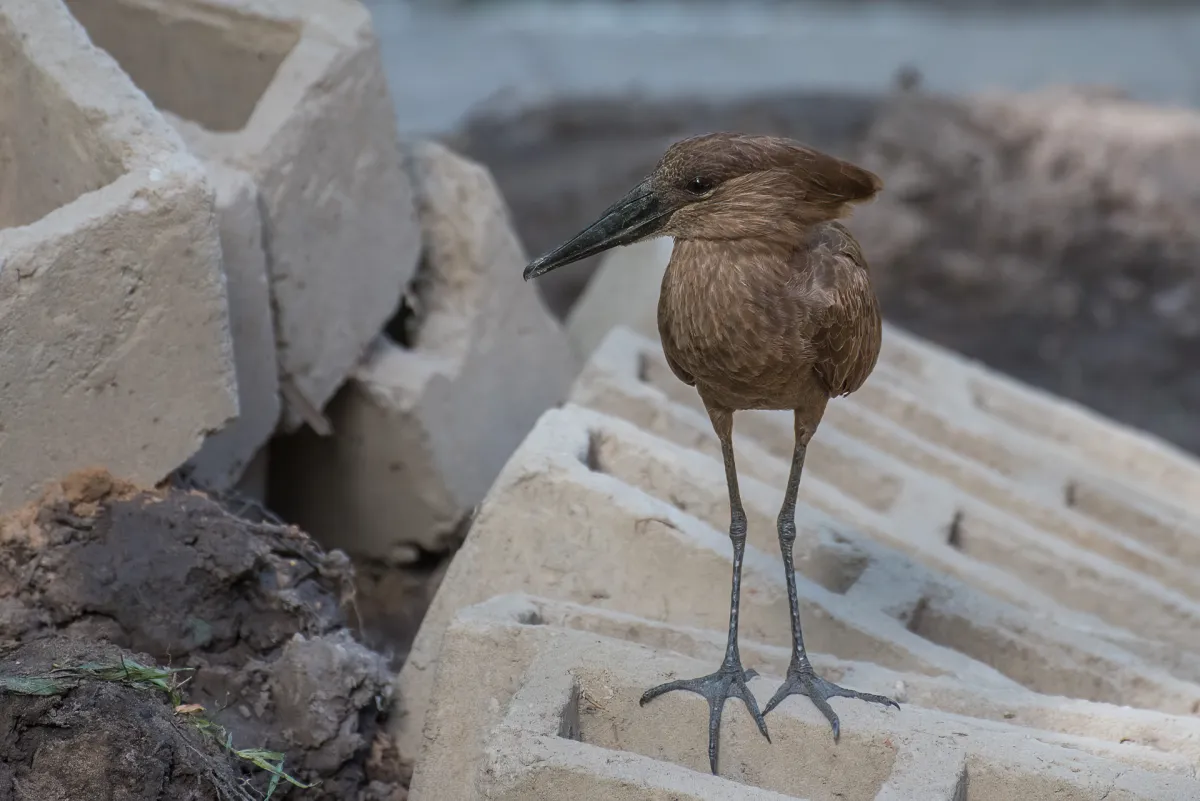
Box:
[0, 470, 403, 800]
[0, 637, 248, 801]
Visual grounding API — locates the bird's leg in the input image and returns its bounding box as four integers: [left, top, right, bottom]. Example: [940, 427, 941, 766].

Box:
[763, 413, 899, 737]
[639, 407, 770, 774]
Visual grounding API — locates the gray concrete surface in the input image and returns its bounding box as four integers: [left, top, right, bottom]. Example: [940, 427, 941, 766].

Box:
[0, 0, 238, 512]
[364, 0, 1200, 136]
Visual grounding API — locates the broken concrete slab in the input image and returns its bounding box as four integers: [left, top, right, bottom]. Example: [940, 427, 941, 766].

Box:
[393, 399, 1200, 777]
[0, 0, 237, 512]
[184, 165, 280, 489]
[270, 141, 578, 559]
[412, 594, 1200, 800]
[65, 0, 423, 428]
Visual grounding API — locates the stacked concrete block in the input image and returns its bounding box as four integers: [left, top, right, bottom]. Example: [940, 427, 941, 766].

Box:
[270, 141, 578, 560]
[0, 0, 237, 511]
[395, 326, 1200, 797]
[64, 0, 423, 453]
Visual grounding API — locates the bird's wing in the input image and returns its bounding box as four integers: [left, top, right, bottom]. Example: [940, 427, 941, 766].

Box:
[802, 224, 883, 397]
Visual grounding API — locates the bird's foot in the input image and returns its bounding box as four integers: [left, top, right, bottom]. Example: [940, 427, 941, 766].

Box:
[639, 662, 770, 774]
[763, 664, 898, 739]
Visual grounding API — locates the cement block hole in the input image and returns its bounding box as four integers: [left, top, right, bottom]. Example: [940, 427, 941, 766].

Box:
[0, 18, 123, 229]
[64, 0, 299, 132]
[584, 426, 872, 595]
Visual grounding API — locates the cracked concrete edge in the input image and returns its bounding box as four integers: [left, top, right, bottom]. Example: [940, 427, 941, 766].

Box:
[0, 0, 237, 510]
[392, 399, 1200, 771]
[411, 594, 1200, 800]
[267, 139, 578, 558]
[184, 163, 281, 488]
[564, 237, 1200, 520]
[574, 327, 1200, 660]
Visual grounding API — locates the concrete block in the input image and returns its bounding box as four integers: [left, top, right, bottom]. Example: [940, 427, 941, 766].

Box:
[0, 0, 236, 511]
[393, 399, 1200, 777]
[577, 329, 1200, 654]
[270, 141, 578, 558]
[567, 236, 1200, 536]
[413, 594, 1200, 800]
[65, 0, 423, 428]
[184, 165, 280, 488]
[873, 324, 1200, 518]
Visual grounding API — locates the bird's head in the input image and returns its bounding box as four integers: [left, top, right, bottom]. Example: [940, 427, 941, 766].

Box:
[523, 132, 883, 281]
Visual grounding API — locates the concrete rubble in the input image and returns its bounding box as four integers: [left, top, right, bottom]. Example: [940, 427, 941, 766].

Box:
[397, 312, 1200, 796]
[271, 140, 578, 560]
[65, 0, 424, 450]
[6, 3, 1200, 796]
[0, 0, 237, 512]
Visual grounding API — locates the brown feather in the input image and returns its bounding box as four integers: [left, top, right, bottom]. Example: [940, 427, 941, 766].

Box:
[653, 136, 882, 434]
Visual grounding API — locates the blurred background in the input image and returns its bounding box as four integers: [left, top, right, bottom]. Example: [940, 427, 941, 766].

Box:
[363, 0, 1200, 456]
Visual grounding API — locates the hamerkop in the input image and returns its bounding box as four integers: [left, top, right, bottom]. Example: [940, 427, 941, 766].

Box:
[523, 132, 899, 773]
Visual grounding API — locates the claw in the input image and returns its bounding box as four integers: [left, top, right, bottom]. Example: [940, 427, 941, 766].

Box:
[763, 667, 898, 742]
[640, 664, 770, 774]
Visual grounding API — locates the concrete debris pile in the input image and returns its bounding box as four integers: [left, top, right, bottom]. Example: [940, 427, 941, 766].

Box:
[1, 0, 575, 794]
[395, 238, 1200, 799]
[0, 0, 575, 569]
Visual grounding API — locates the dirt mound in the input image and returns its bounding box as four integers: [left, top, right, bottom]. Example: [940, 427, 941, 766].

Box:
[0, 469, 402, 800]
[0, 637, 244, 801]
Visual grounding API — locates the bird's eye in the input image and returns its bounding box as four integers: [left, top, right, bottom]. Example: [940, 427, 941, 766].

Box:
[687, 176, 714, 194]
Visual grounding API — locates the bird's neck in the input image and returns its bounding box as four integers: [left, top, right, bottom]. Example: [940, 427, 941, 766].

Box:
[665, 238, 794, 302]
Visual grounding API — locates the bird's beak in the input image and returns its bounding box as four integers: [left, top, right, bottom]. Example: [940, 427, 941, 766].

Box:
[523, 179, 670, 281]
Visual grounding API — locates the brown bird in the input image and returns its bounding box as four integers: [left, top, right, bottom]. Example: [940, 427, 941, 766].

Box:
[523, 132, 899, 774]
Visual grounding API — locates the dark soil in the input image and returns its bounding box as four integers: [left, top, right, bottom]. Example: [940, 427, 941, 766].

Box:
[0, 637, 242, 801]
[444, 86, 1200, 456]
[0, 470, 405, 800]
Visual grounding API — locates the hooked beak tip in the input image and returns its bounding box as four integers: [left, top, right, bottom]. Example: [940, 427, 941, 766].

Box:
[522, 260, 544, 281]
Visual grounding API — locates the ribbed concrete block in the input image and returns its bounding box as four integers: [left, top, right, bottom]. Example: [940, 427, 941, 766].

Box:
[411, 594, 1200, 800]
[0, 0, 236, 511]
[575, 329, 1200, 672]
[566, 235, 1200, 533]
[873, 324, 1200, 521]
[393, 400, 1200, 781]
[270, 141, 578, 559]
[65, 0, 423, 434]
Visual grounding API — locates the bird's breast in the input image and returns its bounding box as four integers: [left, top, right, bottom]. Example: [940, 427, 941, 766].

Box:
[658, 244, 817, 409]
